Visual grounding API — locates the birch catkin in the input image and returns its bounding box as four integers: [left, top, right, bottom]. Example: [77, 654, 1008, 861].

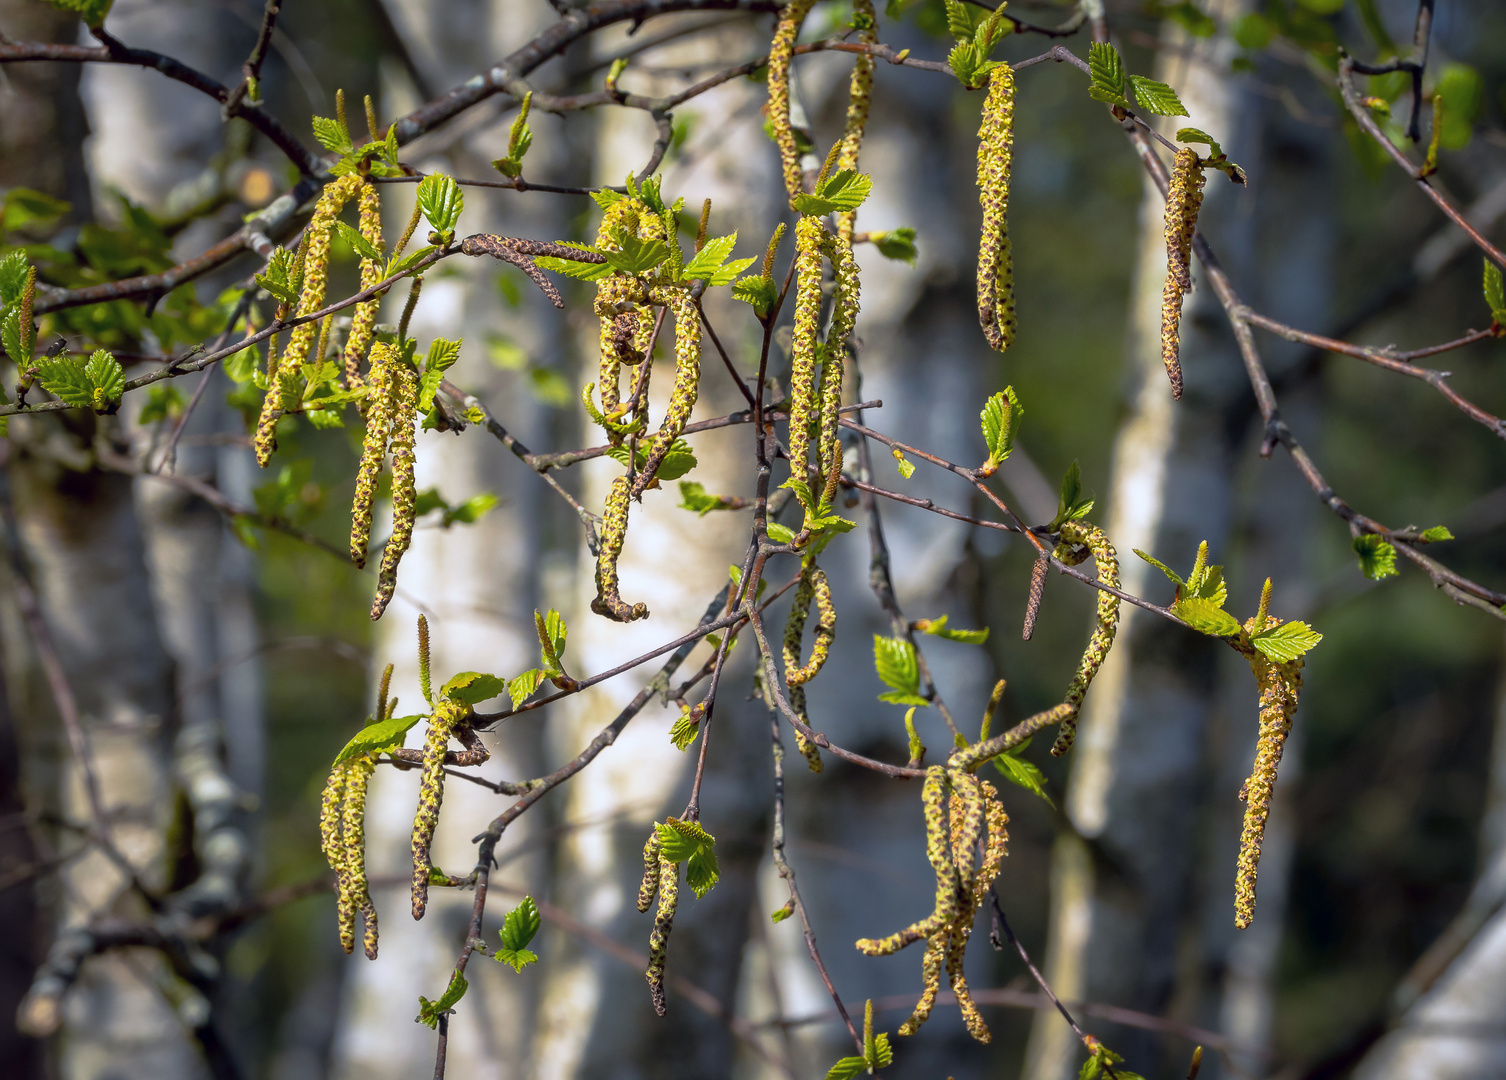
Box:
[767, 0, 819, 202]
[1161, 147, 1206, 400]
[1050, 520, 1121, 757]
[787, 216, 826, 501]
[1235, 647, 1301, 929]
[976, 62, 1016, 352]
[371, 360, 417, 621]
[342, 179, 384, 390]
[592, 476, 648, 622]
[835, 0, 876, 241]
[411, 697, 467, 920]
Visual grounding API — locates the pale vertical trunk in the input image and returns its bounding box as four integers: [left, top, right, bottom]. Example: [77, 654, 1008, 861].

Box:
[1350, 634, 1506, 1080]
[331, 3, 557, 1077]
[1024, 7, 1255, 1079]
[529, 21, 778, 1078]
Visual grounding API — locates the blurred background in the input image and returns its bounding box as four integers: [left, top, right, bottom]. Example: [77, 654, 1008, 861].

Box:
[0, 0, 1503, 1078]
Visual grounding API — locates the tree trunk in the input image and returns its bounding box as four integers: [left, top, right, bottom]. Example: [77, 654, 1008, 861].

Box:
[1023, 7, 1258, 1078]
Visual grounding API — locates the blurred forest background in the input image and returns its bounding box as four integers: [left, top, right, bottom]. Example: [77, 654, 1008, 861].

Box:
[1, 0, 1504, 1078]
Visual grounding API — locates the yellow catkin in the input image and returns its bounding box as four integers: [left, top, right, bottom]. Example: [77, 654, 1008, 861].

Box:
[255, 173, 363, 465]
[631, 289, 701, 499]
[1234, 645, 1301, 929]
[767, 0, 819, 202]
[645, 855, 679, 1016]
[898, 933, 946, 1035]
[817, 231, 860, 507]
[1161, 148, 1206, 401]
[787, 681, 824, 772]
[1050, 521, 1120, 757]
[342, 757, 378, 959]
[787, 216, 826, 504]
[592, 475, 648, 622]
[1023, 551, 1049, 640]
[593, 199, 661, 432]
[783, 564, 835, 687]
[349, 340, 398, 567]
[371, 360, 417, 621]
[343, 179, 384, 391]
[855, 767, 958, 955]
[319, 765, 353, 949]
[835, 0, 876, 241]
[976, 63, 1016, 352]
[638, 830, 663, 913]
[411, 697, 467, 920]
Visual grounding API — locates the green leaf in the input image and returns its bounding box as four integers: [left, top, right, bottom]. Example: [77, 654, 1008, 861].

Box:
[765, 521, 797, 544]
[1049, 460, 1094, 529]
[1176, 126, 1225, 159]
[992, 742, 1054, 807]
[917, 614, 989, 644]
[894, 450, 915, 479]
[870, 227, 917, 265]
[866, 1029, 893, 1070]
[792, 169, 873, 216]
[507, 669, 548, 710]
[39, 349, 123, 411]
[334, 711, 426, 765]
[333, 219, 383, 263]
[2, 188, 70, 233]
[770, 898, 795, 923]
[138, 384, 184, 425]
[1419, 525, 1454, 543]
[826, 1057, 867, 1080]
[440, 493, 498, 528]
[1128, 75, 1190, 117]
[602, 228, 670, 275]
[493, 91, 534, 177]
[874, 635, 922, 703]
[1133, 548, 1185, 588]
[654, 818, 719, 898]
[311, 115, 353, 156]
[668, 711, 700, 751]
[980, 386, 1022, 469]
[41, 0, 113, 28]
[707, 257, 757, 288]
[732, 275, 778, 316]
[440, 671, 508, 705]
[1352, 534, 1399, 580]
[605, 438, 698, 482]
[416, 174, 464, 238]
[1483, 259, 1506, 323]
[415, 971, 467, 1029]
[1088, 42, 1130, 108]
[0, 252, 29, 305]
[1250, 621, 1323, 663]
[385, 244, 439, 279]
[1, 309, 26, 368]
[1172, 596, 1242, 637]
[682, 233, 739, 281]
[944, 0, 985, 42]
[678, 481, 741, 516]
[498, 895, 541, 953]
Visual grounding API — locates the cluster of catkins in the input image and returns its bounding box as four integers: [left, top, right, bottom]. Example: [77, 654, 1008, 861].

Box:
[318, 617, 492, 960]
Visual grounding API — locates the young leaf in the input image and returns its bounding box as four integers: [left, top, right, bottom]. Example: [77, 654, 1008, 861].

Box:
[979, 386, 1022, 472]
[654, 817, 719, 898]
[792, 170, 873, 216]
[678, 481, 743, 517]
[442, 493, 498, 527]
[415, 971, 468, 1029]
[668, 710, 700, 751]
[874, 635, 926, 706]
[904, 706, 925, 763]
[333, 219, 383, 263]
[681, 233, 738, 281]
[916, 614, 990, 644]
[1352, 534, 1399, 580]
[732, 275, 779, 317]
[440, 671, 508, 705]
[536, 609, 567, 672]
[1419, 525, 1454, 543]
[1128, 75, 1190, 116]
[602, 229, 670, 275]
[825, 1057, 867, 1080]
[1133, 548, 1185, 588]
[1483, 259, 1506, 323]
[0, 252, 28, 306]
[605, 438, 698, 482]
[870, 227, 917, 264]
[416, 173, 464, 238]
[944, 0, 984, 42]
[765, 521, 797, 545]
[493, 895, 541, 971]
[311, 115, 353, 156]
[893, 447, 915, 479]
[1250, 621, 1323, 663]
[423, 337, 462, 373]
[333, 712, 426, 765]
[1172, 597, 1242, 637]
[1176, 126, 1225, 159]
[992, 739, 1055, 807]
[1088, 42, 1130, 108]
[507, 669, 548, 711]
[493, 91, 534, 178]
[1048, 460, 1094, 529]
